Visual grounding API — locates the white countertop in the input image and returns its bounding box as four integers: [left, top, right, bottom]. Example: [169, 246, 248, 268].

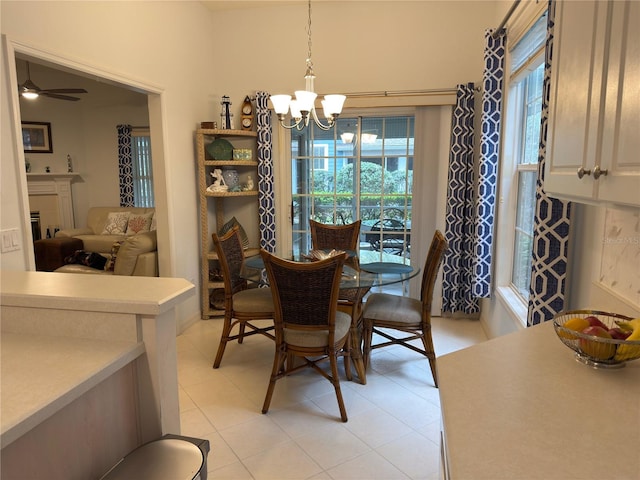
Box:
[0, 270, 195, 450]
[1, 333, 144, 448]
[438, 321, 640, 480]
[1, 270, 194, 315]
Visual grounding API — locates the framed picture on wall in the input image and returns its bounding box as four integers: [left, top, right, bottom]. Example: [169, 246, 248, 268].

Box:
[22, 121, 53, 153]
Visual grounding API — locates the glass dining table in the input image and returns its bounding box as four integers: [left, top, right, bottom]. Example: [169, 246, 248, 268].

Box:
[241, 253, 421, 385]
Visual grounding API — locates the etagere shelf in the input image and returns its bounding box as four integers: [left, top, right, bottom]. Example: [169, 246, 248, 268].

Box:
[196, 128, 259, 319]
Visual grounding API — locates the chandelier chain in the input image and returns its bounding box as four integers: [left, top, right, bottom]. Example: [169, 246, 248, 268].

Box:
[306, 0, 313, 68]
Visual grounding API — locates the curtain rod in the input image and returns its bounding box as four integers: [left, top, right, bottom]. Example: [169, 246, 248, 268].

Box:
[331, 88, 458, 99]
[492, 0, 521, 38]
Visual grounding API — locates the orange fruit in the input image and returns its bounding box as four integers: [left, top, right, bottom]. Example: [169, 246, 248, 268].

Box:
[558, 317, 590, 340]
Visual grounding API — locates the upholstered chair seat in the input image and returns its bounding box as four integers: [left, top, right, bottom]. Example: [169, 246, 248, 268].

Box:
[232, 287, 274, 312]
[363, 230, 447, 387]
[363, 294, 422, 325]
[284, 311, 351, 348]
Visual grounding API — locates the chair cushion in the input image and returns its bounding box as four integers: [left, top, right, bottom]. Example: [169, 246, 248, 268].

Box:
[284, 311, 351, 348]
[363, 293, 422, 325]
[233, 287, 274, 313]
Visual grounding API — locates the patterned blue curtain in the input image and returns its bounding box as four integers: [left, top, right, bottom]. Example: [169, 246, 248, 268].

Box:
[474, 29, 506, 298]
[442, 83, 479, 314]
[256, 91, 276, 252]
[117, 124, 134, 207]
[528, 0, 572, 325]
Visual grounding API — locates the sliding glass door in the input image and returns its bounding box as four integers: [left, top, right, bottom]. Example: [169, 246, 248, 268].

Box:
[290, 115, 414, 266]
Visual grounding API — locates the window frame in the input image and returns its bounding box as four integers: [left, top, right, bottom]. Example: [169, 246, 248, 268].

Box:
[510, 55, 544, 302]
[130, 127, 154, 208]
[496, 19, 546, 326]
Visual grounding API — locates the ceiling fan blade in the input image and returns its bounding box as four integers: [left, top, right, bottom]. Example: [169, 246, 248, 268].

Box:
[40, 88, 88, 94]
[41, 92, 81, 101]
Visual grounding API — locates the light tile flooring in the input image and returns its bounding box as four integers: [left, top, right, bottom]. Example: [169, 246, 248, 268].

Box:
[177, 316, 487, 480]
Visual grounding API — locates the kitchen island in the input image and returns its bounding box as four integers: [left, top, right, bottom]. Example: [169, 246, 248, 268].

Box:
[438, 320, 640, 480]
[0, 271, 194, 480]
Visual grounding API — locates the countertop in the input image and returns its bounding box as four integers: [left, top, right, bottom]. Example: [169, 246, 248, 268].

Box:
[438, 320, 640, 480]
[1, 270, 194, 315]
[0, 270, 195, 449]
[1, 333, 144, 448]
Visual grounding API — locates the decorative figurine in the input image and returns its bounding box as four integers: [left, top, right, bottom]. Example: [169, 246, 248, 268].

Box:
[220, 95, 232, 129]
[67, 154, 73, 173]
[207, 168, 228, 193]
[246, 175, 254, 191]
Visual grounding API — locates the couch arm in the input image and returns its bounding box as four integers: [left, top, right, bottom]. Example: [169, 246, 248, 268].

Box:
[131, 252, 158, 277]
[114, 231, 157, 276]
[56, 228, 93, 238]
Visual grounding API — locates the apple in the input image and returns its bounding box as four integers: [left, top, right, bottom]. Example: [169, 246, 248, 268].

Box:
[585, 316, 608, 330]
[608, 327, 631, 340]
[580, 326, 616, 360]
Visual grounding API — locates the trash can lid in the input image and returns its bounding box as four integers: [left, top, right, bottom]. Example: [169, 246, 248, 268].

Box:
[101, 439, 205, 480]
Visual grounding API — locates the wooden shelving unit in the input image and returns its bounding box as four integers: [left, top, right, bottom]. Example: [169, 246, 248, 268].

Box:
[196, 129, 259, 319]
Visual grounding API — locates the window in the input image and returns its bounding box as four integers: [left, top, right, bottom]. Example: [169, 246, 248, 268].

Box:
[506, 13, 547, 301]
[290, 115, 414, 266]
[131, 128, 154, 207]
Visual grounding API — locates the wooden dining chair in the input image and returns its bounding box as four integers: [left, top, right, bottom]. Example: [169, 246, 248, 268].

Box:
[310, 218, 369, 383]
[309, 219, 361, 261]
[362, 230, 447, 387]
[211, 226, 274, 368]
[260, 249, 352, 422]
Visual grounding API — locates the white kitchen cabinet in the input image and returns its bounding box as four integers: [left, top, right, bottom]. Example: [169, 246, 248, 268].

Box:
[545, 0, 640, 207]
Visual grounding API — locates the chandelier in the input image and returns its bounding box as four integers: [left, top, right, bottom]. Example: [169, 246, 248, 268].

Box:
[270, 0, 346, 131]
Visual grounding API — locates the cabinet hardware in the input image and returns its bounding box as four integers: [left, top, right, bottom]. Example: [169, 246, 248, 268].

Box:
[592, 165, 608, 179]
[577, 167, 591, 179]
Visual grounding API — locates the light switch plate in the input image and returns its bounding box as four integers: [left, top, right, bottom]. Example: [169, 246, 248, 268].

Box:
[1, 228, 20, 253]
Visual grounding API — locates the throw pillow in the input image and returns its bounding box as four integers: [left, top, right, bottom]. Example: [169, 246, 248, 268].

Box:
[102, 211, 130, 235]
[126, 212, 154, 236]
[218, 216, 249, 250]
[104, 241, 123, 272]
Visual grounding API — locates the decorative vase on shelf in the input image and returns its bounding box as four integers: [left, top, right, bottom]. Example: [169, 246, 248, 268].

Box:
[222, 168, 239, 189]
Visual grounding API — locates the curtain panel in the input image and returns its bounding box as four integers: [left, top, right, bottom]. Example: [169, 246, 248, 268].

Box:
[527, 0, 572, 325]
[117, 124, 134, 207]
[442, 83, 479, 315]
[474, 29, 506, 298]
[256, 91, 276, 252]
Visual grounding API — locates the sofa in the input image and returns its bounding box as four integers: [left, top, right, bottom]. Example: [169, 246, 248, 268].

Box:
[55, 206, 158, 276]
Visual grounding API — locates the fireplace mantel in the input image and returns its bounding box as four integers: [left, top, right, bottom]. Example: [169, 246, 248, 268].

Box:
[26, 173, 81, 230]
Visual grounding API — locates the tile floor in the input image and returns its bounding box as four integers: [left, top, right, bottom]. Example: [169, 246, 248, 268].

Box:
[177, 316, 487, 480]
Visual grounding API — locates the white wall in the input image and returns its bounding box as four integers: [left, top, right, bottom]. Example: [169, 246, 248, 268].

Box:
[207, 1, 504, 120]
[1, 0, 219, 324]
[2, 1, 506, 326]
[17, 63, 150, 227]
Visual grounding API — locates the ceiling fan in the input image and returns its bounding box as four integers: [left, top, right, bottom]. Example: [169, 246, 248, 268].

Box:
[18, 61, 88, 101]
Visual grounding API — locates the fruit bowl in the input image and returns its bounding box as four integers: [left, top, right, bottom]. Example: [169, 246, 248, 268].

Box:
[553, 310, 640, 369]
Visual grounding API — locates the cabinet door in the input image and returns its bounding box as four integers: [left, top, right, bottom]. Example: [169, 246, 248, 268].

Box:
[545, 0, 608, 200]
[597, 0, 640, 206]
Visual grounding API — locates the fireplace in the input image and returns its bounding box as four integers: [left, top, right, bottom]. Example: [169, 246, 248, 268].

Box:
[30, 211, 42, 242]
[26, 173, 79, 234]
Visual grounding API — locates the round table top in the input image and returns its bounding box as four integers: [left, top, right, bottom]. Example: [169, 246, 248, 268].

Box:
[242, 254, 420, 289]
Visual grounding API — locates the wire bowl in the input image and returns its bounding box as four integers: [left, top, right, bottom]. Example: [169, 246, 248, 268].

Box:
[553, 310, 640, 369]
